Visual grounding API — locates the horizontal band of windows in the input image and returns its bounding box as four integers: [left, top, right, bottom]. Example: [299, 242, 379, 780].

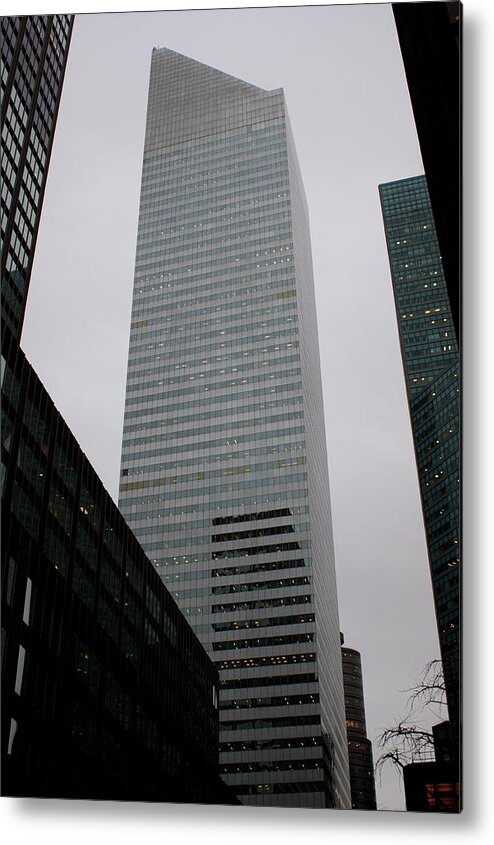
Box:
[233, 781, 324, 796]
[142, 124, 285, 167]
[121, 455, 305, 488]
[221, 714, 320, 731]
[220, 692, 319, 711]
[139, 150, 288, 186]
[123, 379, 303, 411]
[123, 394, 304, 430]
[125, 520, 308, 548]
[125, 354, 301, 394]
[130, 280, 295, 326]
[219, 672, 317, 692]
[221, 759, 322, 774]
[212, 575, 309, 595]
[133, 261, 294, 303]
[127, 318, 300, 355]
[136, 183, 290, 226]
[161, 558, 308, 586]
[126, 344, 301, 384]
[168, 578, 311, 602]
[135, 207, 292, 254]
[126, 364, 301, 400]
[121, 469, 309, 501]
[211, 558, 306, 581]
[127, 318, 299, 363]
[127, 328, 299, 366]
[121, 473, 310, 513]
[139, 155, 289, 193]
[140, 158, 289, 196]
[126, 380, 302, 412]
[215, 652, 316, 671]
[122, 414, 304, 448]
[212, 594, 312, 615]
[213, 632, 314, 652]
[137, 185, 291, 228]
[136, 202, 293, 244]
[213, 507, 291, 526]
[212, 524, 295, 543]
[140, 148, 289, 187]
[213, 612, 314, 633]
[140, 175, 292, 216]
[220, 735, 321, 753]
[137, 186, 290, 227]
[134, 243, 293, 286]
[212, 543, 302, 562]
[123, 441, 305, 475]
[129, 275, 295, 319]
[119, 494, 309, 518]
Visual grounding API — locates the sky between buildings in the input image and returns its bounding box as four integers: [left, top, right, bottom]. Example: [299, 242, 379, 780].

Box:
[20, 1, 445, 813]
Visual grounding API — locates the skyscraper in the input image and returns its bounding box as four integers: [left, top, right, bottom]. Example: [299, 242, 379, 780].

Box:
[379, 176, 460, 762]
[341, 636, 376, 811]
[392, 2, 461, 340]
[1, 14, 73, 343]
[119, 47, 350, 809]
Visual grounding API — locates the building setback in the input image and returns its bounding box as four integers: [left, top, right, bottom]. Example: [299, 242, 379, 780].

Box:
[379, 176, 460, 773]
[1, 331, 237, 804]
[1, 15, 73, 343]
[119, 47, 351, 809]
[340, 637, 376, 811]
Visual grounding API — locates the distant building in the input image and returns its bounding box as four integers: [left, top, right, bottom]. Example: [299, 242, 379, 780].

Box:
[118, 46, 351, 809]
[379, 176, 460, 798]
[1, 332, 238, 804]
[392, 1, 461, 340]
[340, 636, 376, 810]
[1, 15, 73, 343]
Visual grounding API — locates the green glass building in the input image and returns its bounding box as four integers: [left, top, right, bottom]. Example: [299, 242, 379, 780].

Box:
[379, 175, 460, 756]
[119, 47, 351, 809]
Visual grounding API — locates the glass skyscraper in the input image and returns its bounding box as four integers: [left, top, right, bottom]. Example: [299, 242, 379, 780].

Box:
[119, 47, 350, 809]
[379, 175, 460, 755]
[1, 14, 73, 343]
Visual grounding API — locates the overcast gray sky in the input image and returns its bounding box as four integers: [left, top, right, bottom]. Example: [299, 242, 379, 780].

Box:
[20, 1, 446, 813]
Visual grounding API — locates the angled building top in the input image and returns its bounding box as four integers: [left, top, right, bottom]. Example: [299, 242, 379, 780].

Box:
[145, 47, 284, 152]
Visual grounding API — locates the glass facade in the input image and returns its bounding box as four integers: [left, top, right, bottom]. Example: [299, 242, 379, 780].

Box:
[1, 332, 238, 804]
[1, 15, 73, 342]
[392, 2, 461, 340]
[341, 641, 376, 811]
[379, 176, 460, 752]
[119, 48, 350, 809]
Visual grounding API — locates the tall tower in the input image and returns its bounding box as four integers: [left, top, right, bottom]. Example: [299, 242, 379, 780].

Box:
[379, 175, 460, 759]
[341, 637, 376, 810]
[1, 14, 73, 343]
[119, 47, 350, 809]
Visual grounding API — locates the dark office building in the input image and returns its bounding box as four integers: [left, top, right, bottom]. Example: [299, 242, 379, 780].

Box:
[379, 177, 460, 790]
[392, 2, 461, 340]
[1, 330, 238, 804]
[1, 14, 73, 343]
[340, 636, 376, 811]
[403, 760, 460, 813]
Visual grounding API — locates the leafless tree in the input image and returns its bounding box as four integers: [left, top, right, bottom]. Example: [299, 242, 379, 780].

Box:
[375, 659, 447, 783]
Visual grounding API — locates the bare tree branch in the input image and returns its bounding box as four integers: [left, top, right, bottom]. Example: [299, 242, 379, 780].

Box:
[375, 660, 447, 779]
